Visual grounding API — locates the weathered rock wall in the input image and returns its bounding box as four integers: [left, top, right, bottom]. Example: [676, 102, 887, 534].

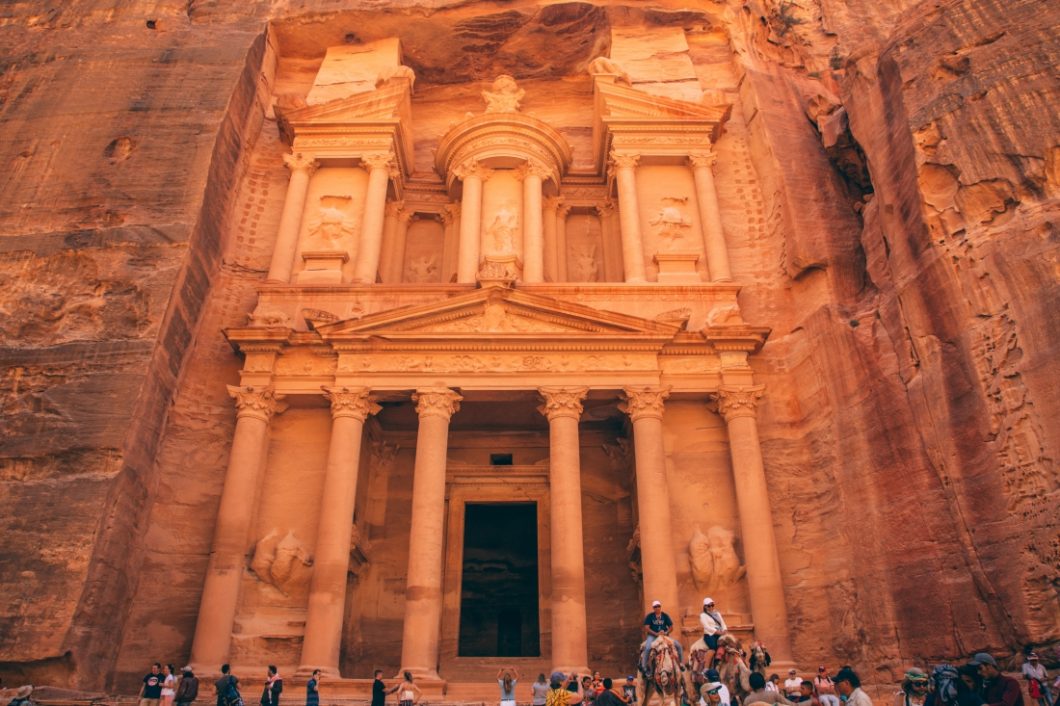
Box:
[0, 0, 1056, 692]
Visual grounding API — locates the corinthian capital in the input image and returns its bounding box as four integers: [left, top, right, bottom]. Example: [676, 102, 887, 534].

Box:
[688, 151, 717, 169]
[619, 386, 671, 421]
[713, 385, 765, 421]
[609, 151, 641, 170]
[283, 152, 318, 174]
[453, 159, 493, 182]
[227, 385, 286, 421]
[361, 152, 396, 171]
[323, 386, 381, 421]
[538, 387, 589, 421]
[412, 388, 462, 420]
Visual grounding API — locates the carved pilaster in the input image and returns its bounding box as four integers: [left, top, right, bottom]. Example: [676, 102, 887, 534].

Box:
[227, 385, 286, 422]
[323, 386, 381, 421]
[283, 152, 318, 175]
[412, 388, 462, 420]
[538, 387, 589, 420]
[619, 386, 671, 421]
[713, 385, 765, 421]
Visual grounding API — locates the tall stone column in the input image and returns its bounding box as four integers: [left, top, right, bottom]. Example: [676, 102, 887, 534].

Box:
[455, 160, 489, 283]
[715, 385, 792, 662]
[298, 387, 380, 676]
[555, 204, 571, 282]
[538, 387, 590, 675]
[267, 153, 318, 282]
[620, 386, 679, 611]
[399, 388, 462, 679]
[543, 197, 559, 282]
[379, 201, 405, 284]
[688, 152, 733, 282]
[610, 152, 647, 283]
[353, 152, 395, 284]
[190, 386, 285, 669]
[521, 161, 547, 283]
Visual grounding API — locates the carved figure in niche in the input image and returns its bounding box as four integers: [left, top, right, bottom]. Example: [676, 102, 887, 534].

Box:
[247, 308, 290, 327]
[571, 243, 599, 282]
[482, 74, 525, 113]
[587, 56, 631, 85]
[487, 206, 518, 254]
[650, 197, 693, 250]
[249, 529, 314, 596]
[406, 254, 438, 282]
[689, 525, 746, 591]
[306, 195, 357, 247]
[627, 526, 642, 584]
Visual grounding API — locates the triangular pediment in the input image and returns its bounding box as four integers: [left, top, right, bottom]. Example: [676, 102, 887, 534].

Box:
[595, 79, 731, 124]
[280, 80, 412, 126]
[316, 286, 681, 342]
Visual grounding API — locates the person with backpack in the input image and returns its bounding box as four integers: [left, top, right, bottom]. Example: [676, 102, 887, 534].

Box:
[174, 667, 199, 706]
[215, 664, 240, 706]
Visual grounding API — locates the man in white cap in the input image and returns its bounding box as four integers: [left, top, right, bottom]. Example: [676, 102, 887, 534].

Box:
[700, 679, 731, 706]
[699, 598, 727, 670]
[1022, 653, 1051, 706]
[641, 600, 684, 676]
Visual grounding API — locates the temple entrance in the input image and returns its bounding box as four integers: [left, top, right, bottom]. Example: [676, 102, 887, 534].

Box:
[457, 503, 541, 657]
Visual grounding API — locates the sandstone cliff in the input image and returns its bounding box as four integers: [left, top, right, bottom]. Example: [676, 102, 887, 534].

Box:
[0, 0, 1056, 691]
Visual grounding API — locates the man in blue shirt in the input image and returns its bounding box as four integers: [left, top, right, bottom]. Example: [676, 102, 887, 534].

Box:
[640, 600, 684, 676]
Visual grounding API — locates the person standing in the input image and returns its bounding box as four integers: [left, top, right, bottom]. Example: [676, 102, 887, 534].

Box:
[532, 674, 551, 706]
[595, 679, 628, 706]
[815, 667, 839, 706]
[261, 666, 283, 706]
[161, 664, 177, 706]
[140, 663, 165, 706]
[215, 664, 240, 706]
[371, 671, 386, 706]
[1022, 654, 1051, 706]
[174, 667, 199, 706]
[547, 675, 583, 706]
[834, 667, 872, 706]
[388, 671, 422, 706]
[498, 668, 520, 706]
[972, 654, 1024, 706]
[305, 670, 320, 706]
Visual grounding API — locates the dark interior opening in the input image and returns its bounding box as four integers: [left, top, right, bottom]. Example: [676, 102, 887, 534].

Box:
[458, 503, 540, 657]
[490, 453, 514, 466]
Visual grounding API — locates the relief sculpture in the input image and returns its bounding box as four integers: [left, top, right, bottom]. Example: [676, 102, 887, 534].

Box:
[305, 195, 357, 248]
[650, 198, 693, 250]
[482, 74, 525, 113]
[571, 243, 599, 282]
[406, 254, 438, 282]
[249, 529, 314, 597]
[689, 525, 746, 591]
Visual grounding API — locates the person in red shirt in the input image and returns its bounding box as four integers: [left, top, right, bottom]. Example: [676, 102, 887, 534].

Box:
[971, 654, 1024, 706]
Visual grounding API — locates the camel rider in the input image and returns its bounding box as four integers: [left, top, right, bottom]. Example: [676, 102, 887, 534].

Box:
[641, 600, 685, 675]
[699, 598, 727, 670]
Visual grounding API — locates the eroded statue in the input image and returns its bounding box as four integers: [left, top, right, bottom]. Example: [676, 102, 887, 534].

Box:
[306, 198, 358, 247]
[689, 525, 746, 591]
[650, 200, 693, 249]
[587, 56, 631, 85]
[571, 243, 599, 282]
[406, 254, 438, 282]
[482, 74, 525, 113]
[487, 206, 518, 254]
[249, 529, 314, 596]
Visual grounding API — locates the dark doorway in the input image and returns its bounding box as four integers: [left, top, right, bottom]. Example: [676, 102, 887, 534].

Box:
[458, 503, 540, 657]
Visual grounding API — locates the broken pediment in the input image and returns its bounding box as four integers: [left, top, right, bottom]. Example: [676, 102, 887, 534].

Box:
[315, 286, 681, 342]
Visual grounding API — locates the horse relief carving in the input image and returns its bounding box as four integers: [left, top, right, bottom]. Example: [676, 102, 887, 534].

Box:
[249, 529, 314, 596]
[689, 525, 746, 590]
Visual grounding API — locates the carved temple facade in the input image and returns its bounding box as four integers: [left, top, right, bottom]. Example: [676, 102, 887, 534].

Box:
[188, 38, 795, 687]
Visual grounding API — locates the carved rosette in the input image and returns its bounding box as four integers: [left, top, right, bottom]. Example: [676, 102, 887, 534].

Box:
[537, 387, 589, 421]
[620, 386, 671, 421]
[283, 152, 318, 175]
[361, 152, 396, 172]
[713, 385, 765, 421]
[688, 151, 718, 169]
[412, 388, 462, 420]
[323, 386, 381, 421]
[228, 385, 286, 422]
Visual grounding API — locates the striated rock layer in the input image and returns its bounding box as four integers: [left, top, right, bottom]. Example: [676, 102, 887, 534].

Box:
[0, 0, 1056, 692]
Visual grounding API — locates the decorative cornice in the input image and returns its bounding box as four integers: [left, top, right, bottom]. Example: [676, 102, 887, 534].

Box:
[620, 385, 671, 421]
[538, 386, 589, 421]
[227, 385, 286, 422]
[713, 385, 764, 421]
[323, 386, 380, 421]
[283, 152, 318, 174]
[412, 388, 462, 420]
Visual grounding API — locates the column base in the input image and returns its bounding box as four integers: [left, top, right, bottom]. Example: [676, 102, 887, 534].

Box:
[294, 665, 341, 679]
[653, 252, 702, 284]
[552, 666, 592, 680]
